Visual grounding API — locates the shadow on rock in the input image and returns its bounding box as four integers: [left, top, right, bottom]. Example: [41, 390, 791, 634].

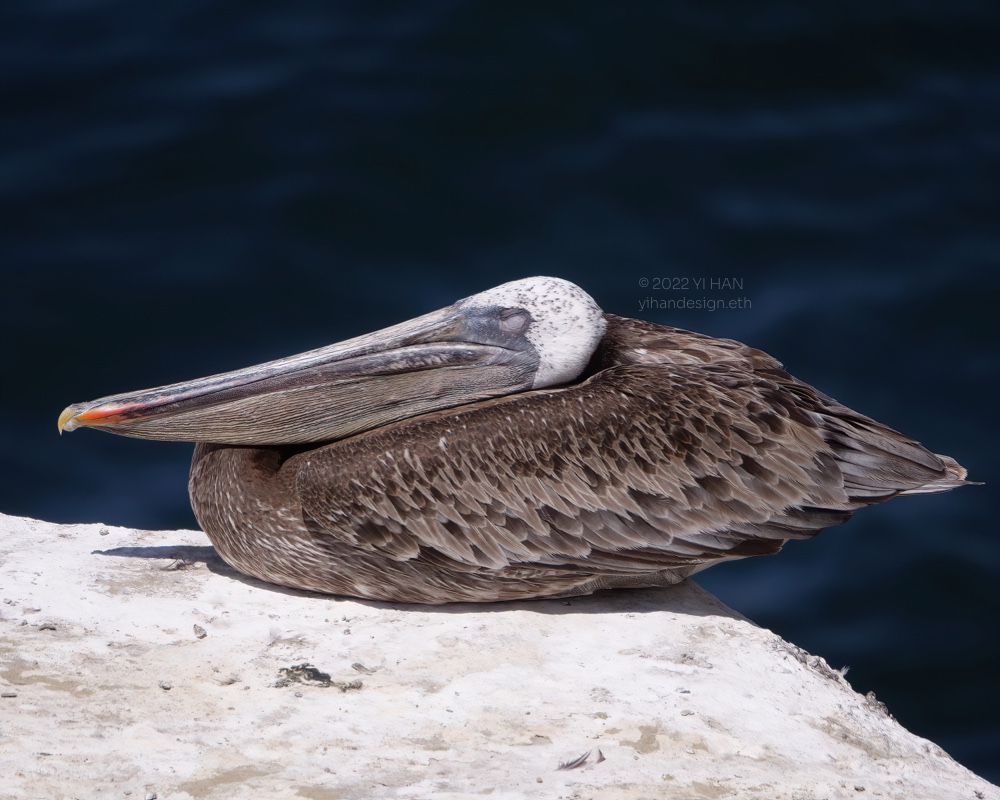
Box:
[94, 543, 746, 622]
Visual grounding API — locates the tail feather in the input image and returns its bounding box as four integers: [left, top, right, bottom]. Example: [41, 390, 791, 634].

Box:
[898, 453, 977, 495]
[816, 406, 975, 501]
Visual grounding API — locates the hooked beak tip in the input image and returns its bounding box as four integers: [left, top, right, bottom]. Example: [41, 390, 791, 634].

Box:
[59, 398, 140, 434]
[58, 405, 80, 434]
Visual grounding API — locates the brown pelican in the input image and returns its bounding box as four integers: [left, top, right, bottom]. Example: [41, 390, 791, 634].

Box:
[59, 277, 971, 603]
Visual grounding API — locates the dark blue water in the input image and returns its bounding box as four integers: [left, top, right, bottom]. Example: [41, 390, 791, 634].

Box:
[3, 1, 997, 781]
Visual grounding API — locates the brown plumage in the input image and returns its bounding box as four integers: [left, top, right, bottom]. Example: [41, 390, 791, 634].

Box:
[60, 278, 970, 603]
[188, 314, 968, 603]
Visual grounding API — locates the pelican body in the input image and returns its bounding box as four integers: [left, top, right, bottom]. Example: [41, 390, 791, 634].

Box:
[60, 278, 971, 603]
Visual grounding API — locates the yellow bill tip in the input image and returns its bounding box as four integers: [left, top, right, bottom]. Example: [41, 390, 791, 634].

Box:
[58, 405, 80, 433]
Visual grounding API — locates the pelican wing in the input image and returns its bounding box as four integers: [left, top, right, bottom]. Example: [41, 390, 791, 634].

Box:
[295, 354, 958, 581]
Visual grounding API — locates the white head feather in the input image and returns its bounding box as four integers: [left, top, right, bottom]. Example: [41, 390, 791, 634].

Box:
[462, 277, 606, 388]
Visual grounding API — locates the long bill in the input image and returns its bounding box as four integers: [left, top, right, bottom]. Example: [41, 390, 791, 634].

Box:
[58, 303, 540, 445]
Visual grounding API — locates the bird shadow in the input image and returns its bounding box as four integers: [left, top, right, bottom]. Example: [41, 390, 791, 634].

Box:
[94, 543, 749, 623]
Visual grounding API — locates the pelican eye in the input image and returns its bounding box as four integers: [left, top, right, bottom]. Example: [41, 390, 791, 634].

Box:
[499, 309, 530, 334]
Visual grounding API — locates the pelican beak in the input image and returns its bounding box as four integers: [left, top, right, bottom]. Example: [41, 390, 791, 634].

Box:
[58, 302, 540, 445]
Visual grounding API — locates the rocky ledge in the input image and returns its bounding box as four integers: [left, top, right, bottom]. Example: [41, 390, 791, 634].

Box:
[0, 512, 996, 800]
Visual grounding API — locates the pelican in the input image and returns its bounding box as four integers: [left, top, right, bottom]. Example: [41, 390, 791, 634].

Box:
[59, 277, 971, 603]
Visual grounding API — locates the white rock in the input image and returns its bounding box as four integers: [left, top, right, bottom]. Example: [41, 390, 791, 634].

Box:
[0, 511, 995, 800]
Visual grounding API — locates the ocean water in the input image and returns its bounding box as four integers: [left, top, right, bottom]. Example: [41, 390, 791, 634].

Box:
[2, 1, 998, 781]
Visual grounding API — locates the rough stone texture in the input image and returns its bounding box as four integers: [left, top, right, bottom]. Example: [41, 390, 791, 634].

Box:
[1, 512, 996, 800]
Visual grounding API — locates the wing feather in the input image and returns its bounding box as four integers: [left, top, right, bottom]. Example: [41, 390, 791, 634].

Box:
[294, 318, 963, 587]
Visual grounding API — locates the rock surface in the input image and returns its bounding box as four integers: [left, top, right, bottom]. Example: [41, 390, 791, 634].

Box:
[1, 512, 996, 800]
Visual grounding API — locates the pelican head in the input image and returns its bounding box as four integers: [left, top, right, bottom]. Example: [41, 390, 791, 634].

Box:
[58, 277, 606, 445]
